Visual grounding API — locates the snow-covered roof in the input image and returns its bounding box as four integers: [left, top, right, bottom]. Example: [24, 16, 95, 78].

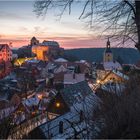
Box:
[38, 111, 87, 139]
[27, 81, 101, 139]
[42, 40, 60, 48]
[54, 58, 68, 62]
[79, 60, 86, 63]
[36, 79, 45, 83]
[25, 59, 40, 63]
[22, 96, 40, 107]
[103, 61, 122, 70]
[101, 83, 125, 95]
[54, 65, 67, 73]
[112, 69, 129, 80]
[61, 81, 99, 107]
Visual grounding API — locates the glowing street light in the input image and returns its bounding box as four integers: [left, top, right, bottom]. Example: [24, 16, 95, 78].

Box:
[37, 94, 43, 100]
[97, 80, 100, 84]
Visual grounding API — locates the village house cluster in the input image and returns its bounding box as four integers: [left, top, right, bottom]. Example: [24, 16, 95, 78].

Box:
[0, 37, 140, 139]
[0, 44, 14, 79]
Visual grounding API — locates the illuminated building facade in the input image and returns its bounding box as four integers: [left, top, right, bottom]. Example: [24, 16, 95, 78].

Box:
[32, 40, 64, 61]
[32, 45, 49, 61]
[0, 44, 12, 62]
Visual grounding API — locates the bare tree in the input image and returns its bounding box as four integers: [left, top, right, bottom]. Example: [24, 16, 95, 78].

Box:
[0, 117, 13, 139]
[93, 72, 140, 139]
[34, 0, 140, 51]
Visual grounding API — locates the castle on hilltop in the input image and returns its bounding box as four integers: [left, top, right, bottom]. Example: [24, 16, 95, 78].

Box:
[31, 37, 64, 61]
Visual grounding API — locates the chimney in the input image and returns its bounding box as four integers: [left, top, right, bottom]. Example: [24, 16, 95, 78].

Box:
[59, 121, 63, 134]
[73, 73, 76, 79]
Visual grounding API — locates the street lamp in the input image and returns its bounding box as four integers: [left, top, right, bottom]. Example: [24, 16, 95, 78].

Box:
[97, 80, 100, 84]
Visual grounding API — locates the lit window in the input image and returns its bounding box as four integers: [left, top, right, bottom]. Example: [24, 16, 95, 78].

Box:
[56, 102, 60, 108]
[37, 94, 42, 99]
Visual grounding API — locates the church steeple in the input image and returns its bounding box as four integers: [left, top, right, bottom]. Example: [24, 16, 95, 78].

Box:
[103, 38, 113, 62]
[105, 38, 112, 53]
[107, 38, 110, 48]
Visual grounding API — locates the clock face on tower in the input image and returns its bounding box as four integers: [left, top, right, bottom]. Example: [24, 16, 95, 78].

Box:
[104, 52, 113, 62]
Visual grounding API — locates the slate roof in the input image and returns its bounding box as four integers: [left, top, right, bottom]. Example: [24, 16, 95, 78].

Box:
[112, 69, 129, 80]
[54, 61, 90, 74]
[35, 81, 46, 92]
[103, 61, 122, 70]
[39, 111, 86, 139]
[27, 81, 101, 139]
[42, 40, 60, 48]
[64, 73, 85, 85]
[0, 44, 8, 51]
[96, 62, 122, 71]
[54, 58, 68, 62]
[0, 100, 9, 110]
[61, 81, 96, 107]
[96, 63, 104, 70]
[0, 88, 17, 101]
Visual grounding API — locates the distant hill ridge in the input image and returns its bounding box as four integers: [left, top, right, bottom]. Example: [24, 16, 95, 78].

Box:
[64, 48, 140, 64]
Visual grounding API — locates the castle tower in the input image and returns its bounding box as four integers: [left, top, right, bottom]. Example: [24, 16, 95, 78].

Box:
[30, 37, 39, 46]
[103, 38, 113, 62]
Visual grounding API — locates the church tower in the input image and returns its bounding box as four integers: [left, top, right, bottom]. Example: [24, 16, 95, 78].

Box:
[103, 38, 113, 62]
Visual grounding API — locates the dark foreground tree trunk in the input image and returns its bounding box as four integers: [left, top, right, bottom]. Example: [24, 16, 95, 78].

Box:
[135, 1, 140, 51]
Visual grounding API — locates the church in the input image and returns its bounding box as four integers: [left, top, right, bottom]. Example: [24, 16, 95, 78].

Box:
[95, 39, 128, 84]
[103, 38, 122, 70]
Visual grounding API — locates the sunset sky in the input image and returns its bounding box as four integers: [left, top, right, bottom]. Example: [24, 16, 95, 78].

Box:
[0, 1, 107, 49]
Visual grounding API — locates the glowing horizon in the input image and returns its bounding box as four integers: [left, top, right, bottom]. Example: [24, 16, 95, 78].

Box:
[0, 1, 113, 49]
[0, 35, 106, 49]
